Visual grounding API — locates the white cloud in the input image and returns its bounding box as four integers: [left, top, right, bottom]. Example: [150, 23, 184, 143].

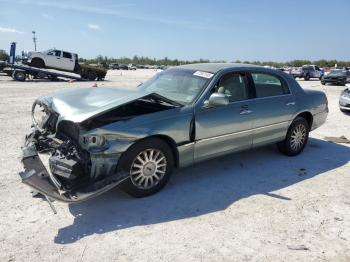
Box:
[0, 26, 23, 34]
[88, 24, 100, 30]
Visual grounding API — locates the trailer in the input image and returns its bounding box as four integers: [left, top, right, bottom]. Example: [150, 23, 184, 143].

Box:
[6, 43, 107, 81]
[4, 64, 82, 81]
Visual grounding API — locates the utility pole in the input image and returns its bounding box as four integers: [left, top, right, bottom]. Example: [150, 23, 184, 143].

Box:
[32, 31, 37, 51]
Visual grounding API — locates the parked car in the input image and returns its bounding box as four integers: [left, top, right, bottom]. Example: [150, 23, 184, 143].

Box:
[109, 63, 120, 70]
[118, 64, 129, 70]
[300, 65, 324, 80]
[128, 64, 137, 70]
[0, 60, 6, 72]
[339, 84, 350, 112]
[321, 69, 350, 86]
[19, 63, 328, 203]
[290, 67, 302, 78]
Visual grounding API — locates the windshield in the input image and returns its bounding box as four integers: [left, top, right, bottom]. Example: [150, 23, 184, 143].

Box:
[330, 69, 347, 75]
[139, 68, 212, 105]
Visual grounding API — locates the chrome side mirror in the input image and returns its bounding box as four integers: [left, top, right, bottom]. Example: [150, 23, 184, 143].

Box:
[204, 93, 229, 108]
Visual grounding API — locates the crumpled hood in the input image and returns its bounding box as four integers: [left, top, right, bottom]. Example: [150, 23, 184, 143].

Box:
[37, 87, 152, 123]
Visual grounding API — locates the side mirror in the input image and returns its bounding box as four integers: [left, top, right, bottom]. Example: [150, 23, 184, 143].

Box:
[204, 93, 229, 108]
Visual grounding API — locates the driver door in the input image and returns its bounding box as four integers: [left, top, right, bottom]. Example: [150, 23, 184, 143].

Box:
[194, 72, 255, 161]
[46, 50, 61, 69]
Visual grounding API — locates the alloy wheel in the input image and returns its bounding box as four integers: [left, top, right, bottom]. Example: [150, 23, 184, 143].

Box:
[130, 149, 167, 189]
[290, 124, 307, 151]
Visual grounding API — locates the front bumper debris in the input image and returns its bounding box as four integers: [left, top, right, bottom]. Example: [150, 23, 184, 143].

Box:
[19, 143, 129, 203]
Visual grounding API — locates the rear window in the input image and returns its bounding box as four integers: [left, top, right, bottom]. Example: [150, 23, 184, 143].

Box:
[62, 52, 72, 59]
[252, 73, 290, 98]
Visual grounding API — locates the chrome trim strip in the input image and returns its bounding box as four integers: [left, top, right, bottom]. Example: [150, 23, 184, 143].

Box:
[196, 121, 288, 143]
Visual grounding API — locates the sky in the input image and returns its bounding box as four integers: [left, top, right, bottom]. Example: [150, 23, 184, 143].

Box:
[0, 0, 349, 61]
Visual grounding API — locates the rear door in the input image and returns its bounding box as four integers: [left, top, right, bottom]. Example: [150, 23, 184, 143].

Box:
[61, 52, 75, 71]
[248, 72, 297, 147]
[194, 72, 255, 161]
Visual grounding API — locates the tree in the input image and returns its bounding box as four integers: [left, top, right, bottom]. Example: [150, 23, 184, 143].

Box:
[0, 50, 9, 61]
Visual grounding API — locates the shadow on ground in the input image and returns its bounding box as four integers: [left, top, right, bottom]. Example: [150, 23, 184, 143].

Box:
[54, 138, 350, 244]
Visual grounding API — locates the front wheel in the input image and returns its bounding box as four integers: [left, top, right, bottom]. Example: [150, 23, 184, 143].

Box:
[118, 138, 174, 197]
[278, 117, 309, 156]
[304, 75, 310, 81]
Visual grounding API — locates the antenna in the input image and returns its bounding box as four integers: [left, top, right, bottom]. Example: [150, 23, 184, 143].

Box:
[32, 31, 37, 51]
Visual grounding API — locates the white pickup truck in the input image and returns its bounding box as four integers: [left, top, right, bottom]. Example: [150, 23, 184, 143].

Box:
[26, 49, 107, 80]
[27, 49, 78, 72]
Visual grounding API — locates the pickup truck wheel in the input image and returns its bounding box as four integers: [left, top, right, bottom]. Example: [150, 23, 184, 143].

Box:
[30, 58, 45, 68]
[278, 117, 309, 156]
[13, 70, 26, 81]
[118, 138, 174, 198]
[304, 75, 310, 81]
[321, 81, 325, 85]
[87, 71, 97, 81]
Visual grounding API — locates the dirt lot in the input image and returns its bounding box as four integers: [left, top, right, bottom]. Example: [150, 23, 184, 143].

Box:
[0, 69, 349, 262]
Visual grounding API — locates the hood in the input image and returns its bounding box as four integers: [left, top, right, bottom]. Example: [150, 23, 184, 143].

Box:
[37, 87, 153, 123]
[325, 71, 347, 78]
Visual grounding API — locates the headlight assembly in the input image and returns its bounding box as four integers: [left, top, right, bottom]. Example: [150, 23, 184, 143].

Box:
[82, 135, 106, 147]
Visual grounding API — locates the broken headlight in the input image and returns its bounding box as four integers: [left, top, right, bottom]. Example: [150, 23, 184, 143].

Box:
[32, 101, 50, 130]
[82, 135, 106, 147]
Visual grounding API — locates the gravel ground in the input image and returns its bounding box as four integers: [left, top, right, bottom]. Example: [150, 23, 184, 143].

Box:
[0, 69, 349, 262]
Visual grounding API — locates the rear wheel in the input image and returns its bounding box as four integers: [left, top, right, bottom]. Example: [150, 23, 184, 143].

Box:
[87, 70, 97, 81]
[278, 117, 309, 156]
[304, 75, 310, 81]
[118, 138, 174, 197]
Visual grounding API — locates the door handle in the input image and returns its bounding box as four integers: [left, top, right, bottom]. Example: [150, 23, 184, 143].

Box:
[240, 109, 253, 115]
[286, 102, 295, 106]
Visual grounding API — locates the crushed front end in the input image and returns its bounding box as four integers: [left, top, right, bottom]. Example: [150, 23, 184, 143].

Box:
[19, 99, 129, 203]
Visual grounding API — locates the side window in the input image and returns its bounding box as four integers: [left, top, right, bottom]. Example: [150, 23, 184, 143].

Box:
[47, 51, 54, 55]
[213, 73, 249, 102]
[252, 73, 290, 98]
[54, 50, 61, 57]
[63, 52, 72, 59]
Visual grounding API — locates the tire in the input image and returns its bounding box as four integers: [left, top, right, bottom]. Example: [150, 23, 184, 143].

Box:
[278, 117, 309, 156]
[87, 71, 97, 81]
[321, 81, 325, 85]
[30, 58, 45, 68]
[118, 138, 174, 197]
[304, 75, 310, 81]
[13, 70, 26, 81]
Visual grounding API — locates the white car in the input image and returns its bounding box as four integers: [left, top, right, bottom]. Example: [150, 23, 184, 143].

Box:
[27, 49, 78, 72]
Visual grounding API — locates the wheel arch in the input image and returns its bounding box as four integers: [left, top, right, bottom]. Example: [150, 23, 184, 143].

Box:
[144, 134, 180, 168]
[119, 134, 180, 168]
[293, 111, 313, 130]
[31, 57, 45, 64]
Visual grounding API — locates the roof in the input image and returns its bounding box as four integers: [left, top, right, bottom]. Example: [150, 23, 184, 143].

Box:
[176, 63, 261, 73]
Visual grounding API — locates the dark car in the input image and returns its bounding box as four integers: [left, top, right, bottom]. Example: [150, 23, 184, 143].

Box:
[119, 64, 129, 70]
[321, 69, 350, 86]
[109, 63, 120, 70]
[0, 60, 6, 72]
[300, 65, 324, 80]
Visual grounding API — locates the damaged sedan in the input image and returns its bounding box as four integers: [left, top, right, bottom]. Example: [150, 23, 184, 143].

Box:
[19, 63, 328, 204]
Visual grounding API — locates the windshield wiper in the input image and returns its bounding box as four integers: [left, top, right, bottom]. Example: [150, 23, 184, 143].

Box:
[141, 93, 183, 107]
